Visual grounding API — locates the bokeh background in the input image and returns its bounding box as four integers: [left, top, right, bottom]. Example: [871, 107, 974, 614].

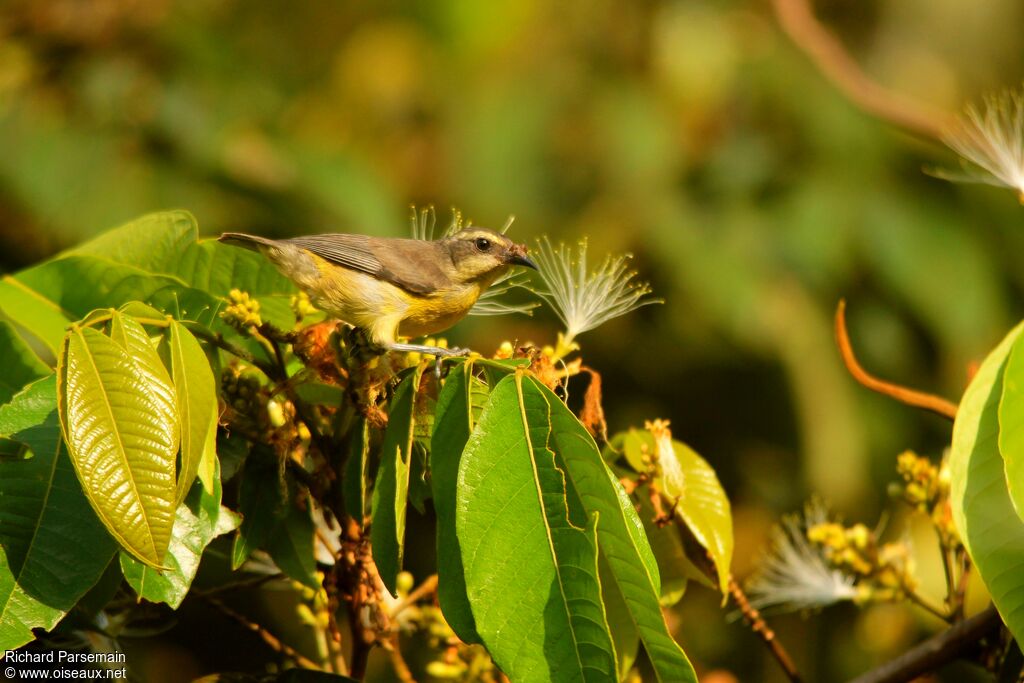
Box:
[3, 0, 1024, 681]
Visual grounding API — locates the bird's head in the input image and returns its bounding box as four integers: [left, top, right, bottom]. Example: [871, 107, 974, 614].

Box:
[443, 228, 537, 285]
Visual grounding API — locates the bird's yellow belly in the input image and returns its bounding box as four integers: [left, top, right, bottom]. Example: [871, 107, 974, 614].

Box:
[296, 257, 480, 344]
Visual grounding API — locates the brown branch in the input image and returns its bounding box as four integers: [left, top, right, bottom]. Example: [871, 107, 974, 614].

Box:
[200, 594, 322, 671]
[847, 606, 1002, 683]
[729, 577, 803, 683]
[771, 0, 952, 141]
[835, 300, 959, 420]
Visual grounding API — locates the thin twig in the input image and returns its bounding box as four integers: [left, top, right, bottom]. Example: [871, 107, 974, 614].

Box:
[771, 0, 952, 141]
[200, 594, 322, 671]
[391, 575, 439, 618]
[191, 572, 284, 597]
[847, 606, 1002, 683]
[729, 577, 803, 683]
[835, 300, 959, 420]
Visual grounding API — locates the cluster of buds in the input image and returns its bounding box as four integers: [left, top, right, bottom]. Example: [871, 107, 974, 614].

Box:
[221, 363, 310, 456]
[294, 574, 331, 632]
[290, 291, 318, 323]
[417, 605, 500, 682]
[893, 450, 959, 549]
[221, 288, 263, 332]
[807, 521, 915, 603]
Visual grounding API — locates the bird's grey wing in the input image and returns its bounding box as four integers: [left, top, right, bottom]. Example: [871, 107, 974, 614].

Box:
[285, 234, 446, 296]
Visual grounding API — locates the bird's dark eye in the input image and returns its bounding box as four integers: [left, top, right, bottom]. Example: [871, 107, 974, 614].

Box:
[475, 237, 492, 252]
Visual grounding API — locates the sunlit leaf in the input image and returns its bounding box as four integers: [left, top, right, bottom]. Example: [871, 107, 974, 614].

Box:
[999, 332, 1024, 521]
[121, 461, 235, 608]
[168, 321, 219, 504]
[58, 326, 179, 567]
[950, 322, 1024, 643]
[456, 373, 617, 682]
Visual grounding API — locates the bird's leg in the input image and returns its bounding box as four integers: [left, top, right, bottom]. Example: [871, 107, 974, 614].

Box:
[386, 342, 471, 379]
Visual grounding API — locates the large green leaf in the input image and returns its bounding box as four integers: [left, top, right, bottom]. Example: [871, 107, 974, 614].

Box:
[120, 461, 237, 608]
[950, 322, 1024, 643]
[534, 379, 697, 683]
[371, 367, 423, 596]
[0, 390, 116, 649]
[1000, 332, 1024, 521]
[0, 321, 49, 404]
[457, 374, 617, 683]
[69, 210, 295, 299]
[431, 362, 488, 644]
[58, 326, 180, 567]
[168, 321, 219, 505]
[0, 278, 72, 358]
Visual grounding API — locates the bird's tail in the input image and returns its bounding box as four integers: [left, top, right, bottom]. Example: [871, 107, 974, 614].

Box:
[218, 232, 278, 251]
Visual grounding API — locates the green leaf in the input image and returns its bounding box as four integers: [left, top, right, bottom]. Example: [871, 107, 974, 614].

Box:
[457, 374, 617, 683]
[534, 378, 697, 683]
[431, 362, 488, 644]
[0, 278, 73, 358]
[0, 393, 116, 649]
[0, 321, 49, 405]
[58, 326, 179, 567]
[267, 502, 319, 590]
[371, 367, 423, 596]
[1000, 333, 1024, 521]
[666, 440, 733, 597]
[120, 460, 234, 608]
[0, 376, 58, 439]
[231, 454, 288, 569]
[343, 418, 370, 522]
[69, 210, 295, 299]
[168, 321, 219, 504]
[950, 321, 1024, 644]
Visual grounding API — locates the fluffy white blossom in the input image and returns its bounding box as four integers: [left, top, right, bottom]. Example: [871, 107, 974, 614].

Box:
[532, 237, 661, 351]
[939, 88, 1024, 202]
[745, 500, 859, 612]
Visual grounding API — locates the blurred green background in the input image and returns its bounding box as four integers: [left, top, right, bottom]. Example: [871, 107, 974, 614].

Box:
[3, 0, 1023, 680]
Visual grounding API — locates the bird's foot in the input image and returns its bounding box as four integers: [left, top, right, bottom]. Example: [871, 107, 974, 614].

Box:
[386, 343, 471, 379]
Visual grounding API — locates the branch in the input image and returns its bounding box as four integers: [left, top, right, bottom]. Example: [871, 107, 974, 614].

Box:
[847, 606, 1002, 683]
[728, 577, 803, 683]
[835, 300, 958, 420]
[771, 0, 952, 141]
[200, 594, 322, 671]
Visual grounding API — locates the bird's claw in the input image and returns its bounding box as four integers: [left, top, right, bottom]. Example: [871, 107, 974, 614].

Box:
[432, 347, 471, 379]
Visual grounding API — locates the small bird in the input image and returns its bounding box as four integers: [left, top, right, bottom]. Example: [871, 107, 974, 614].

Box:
[218, 227, 537, 358]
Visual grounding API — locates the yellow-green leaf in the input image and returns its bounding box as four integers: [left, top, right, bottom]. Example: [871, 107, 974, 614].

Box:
[169, 320, 219, 504]
[58, 326, 179, 567]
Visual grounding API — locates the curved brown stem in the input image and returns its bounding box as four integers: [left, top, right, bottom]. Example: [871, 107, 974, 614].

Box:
[729, 578, 802, 683]
[835, 300, 958, 420]
[771, 0, 952, 141]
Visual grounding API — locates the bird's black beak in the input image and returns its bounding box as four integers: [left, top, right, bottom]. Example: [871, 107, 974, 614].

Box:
[506, 244, 538, 270]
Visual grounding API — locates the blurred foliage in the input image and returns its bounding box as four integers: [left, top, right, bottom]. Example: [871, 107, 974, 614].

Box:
[2, 0, 1024, 680]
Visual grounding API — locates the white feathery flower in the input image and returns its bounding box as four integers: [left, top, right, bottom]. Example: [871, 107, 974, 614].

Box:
[533, 237, 662, 351]
[745, 500, 859, 613]
[938, 88, 1024, 202]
